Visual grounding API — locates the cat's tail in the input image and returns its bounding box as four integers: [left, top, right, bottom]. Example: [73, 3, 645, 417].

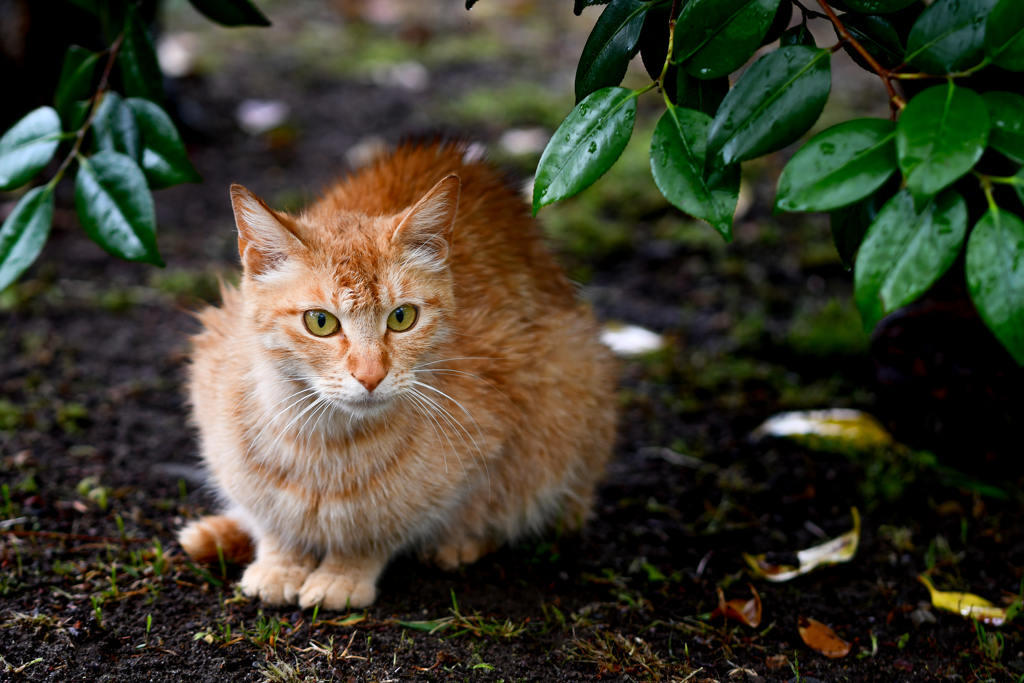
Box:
[178, 515, 254, 565]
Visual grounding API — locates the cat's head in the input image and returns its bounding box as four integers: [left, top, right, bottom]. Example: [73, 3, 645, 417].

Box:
[230, 174, 460, 419]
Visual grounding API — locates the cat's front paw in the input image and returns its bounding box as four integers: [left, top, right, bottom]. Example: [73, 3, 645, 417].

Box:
[298, 568, 377, 610]
[430, 537, 491, 571]
[239, 560, 314, 605]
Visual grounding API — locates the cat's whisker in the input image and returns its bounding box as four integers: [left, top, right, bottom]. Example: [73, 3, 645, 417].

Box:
[264, 393, 332, 457]
[410, 368, 514, 405]
[297, 397, 330, 451]
[407, 387, 481, 486]
[406, 391, 470, 485]
[412, 356, 504, 370]
[245, 386, 319, 460]
[409, 378, 492, 493]
[399, 395, 449, 474]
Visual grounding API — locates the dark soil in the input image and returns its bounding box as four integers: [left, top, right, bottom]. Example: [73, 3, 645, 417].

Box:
[2, 2, 1023, 681]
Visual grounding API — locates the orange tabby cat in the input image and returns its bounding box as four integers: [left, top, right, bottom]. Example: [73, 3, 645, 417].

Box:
[178, 140, 616, 609]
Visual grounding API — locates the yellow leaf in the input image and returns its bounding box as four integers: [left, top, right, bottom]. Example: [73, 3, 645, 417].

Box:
[745, 508, 860, 582]
[752, 409, 893, 452]
[917, 575, 1008, 626]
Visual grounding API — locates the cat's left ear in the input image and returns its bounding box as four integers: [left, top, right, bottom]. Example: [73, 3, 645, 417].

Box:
[392, 174, 460, 266]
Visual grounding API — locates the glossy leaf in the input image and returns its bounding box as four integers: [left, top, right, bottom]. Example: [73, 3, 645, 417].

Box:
[533, 87, 637, 214]
[93, 91, 141, 162]
[905, 0, 998, 74]
[707, 46, 832, 167]
[777, 118, 897, 213]
[830, 185, 892, 269]
[676, 71, 729, 116]
[780, 23, 816, 47]
[982, 91, 1024, 164]
[761, 0, 793, 46]
[985, 0, 1024, 70]
[119, 5, 165, 104]
[966, 207, 1024, 365]
[854, 189, 967, 331]
[896, 83, 988, 199]
[798, 617, 851, 658]
[0, 107, 62, 191]
[575, 0, 612, 15]
[650, 107, 739, 240]
[1015, 169, 1024, 207]
[674, 0, 781, 80]
[54, 46, 100, 126]
[75, 150, 163, 266]
[639, 3, 671, 80]
[838, 13, 905, 71]
[575, 0, 648, 103]
[0, 186, 54, 291]
[841, 0, 917, 12]
[187, 0, 270, 27]
[125, 98, 202, 189]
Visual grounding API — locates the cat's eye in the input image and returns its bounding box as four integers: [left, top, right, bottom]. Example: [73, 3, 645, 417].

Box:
[386, 305, 418, 332]
[303, 309, 340, 337]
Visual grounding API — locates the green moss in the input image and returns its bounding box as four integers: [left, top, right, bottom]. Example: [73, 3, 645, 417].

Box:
[442, 83, 572, 130]
[787, 299, 870, 356]
[0, 401, 23, 431]
[149, 269, 224, 303]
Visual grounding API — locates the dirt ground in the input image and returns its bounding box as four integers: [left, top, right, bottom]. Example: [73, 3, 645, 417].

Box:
[2, 1, 1023, 681]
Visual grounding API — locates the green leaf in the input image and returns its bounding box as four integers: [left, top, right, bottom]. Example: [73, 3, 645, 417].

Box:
[830, 187, 891, 270]
[0, 107, 62, 191]
[854, 189, 967, 331]
[533, 87, 637, 214]
[575, 0, 649, 103]
[905, 0, 998, 74]
[841, 0, 917, 12]
[675, 71, 729, 116]
[75, 151, 163, 266]
[776, 118, 897, 213]
[966, 207, 1024, 364]
[707, 46, 832, 167]
[780, 23, 816, 47]
[187, 0, 270, 26]
[93, 92, 141, 162]
[982, 92, 1024, 164]
[119, 5, 165, 104]
[54, 46, 101, 126]
[762, 0, 793, 46]
[1014, 168, 1024, 207]
[650, 107, 739, 240]
[674, 0, 782, 80]
[639, 3, 671, 80]
[125, 98, 202, 189]
[837, 14, 905, 71]
[0, 186, 54, 291]
[985, 0, 1024, 70]
[896, 82, 988, 199]
[575, 0, 613, 16]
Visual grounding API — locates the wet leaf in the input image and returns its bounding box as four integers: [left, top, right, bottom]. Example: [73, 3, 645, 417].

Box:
[798, 616, 851, 658]
[842, 0, 917, 12]
[650, 107, 739, 240]
[119, 5, 165, 104]
[837, 13, 905, 71]
[54, 46, 101, 126]
[639, 2, 671, 81]
[707, 46, 831, 167]
[675, 72, 729, 116]
[575, 0, 648, 103]
[829, 184, 894, 270]
[984, 0, 1024, 71]
[905, 0, 998, 75]
[982, 91, 1024, 164]
[575, 0, 612, 16]
[917, 575, 1009, 625]
[0, 186, 54, 291]
[776, 118, 897, 213]
[0, 107, 62, 191]
[965, 207, 1024, 365]
[762, 0, 793, 46]
[752, 410, 893, 449]
[93, 92, 141, 162]
[674, 0, 781, 80]
[74, 150, 164, 266]
[125, 98, 202, 189]
[711, 584, 762, 627]
[744, 508, 861, 582]
[533, 87, 636, 214]
[854, 189, 967, 331]
[780, 23, 816, 47]
[187, 0, 270, 27]
[896, 82, 988, 200]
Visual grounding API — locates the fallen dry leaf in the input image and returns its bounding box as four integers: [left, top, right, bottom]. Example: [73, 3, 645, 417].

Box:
[917, 575, 1009, 626]
[751, 409, 893, 452]
[797, 616, 851, 658]
[711, 583, 762, 627]
[744, 508, 860, 582]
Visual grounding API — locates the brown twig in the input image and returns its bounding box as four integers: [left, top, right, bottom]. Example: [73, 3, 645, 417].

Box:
[814, 0, 906, 117]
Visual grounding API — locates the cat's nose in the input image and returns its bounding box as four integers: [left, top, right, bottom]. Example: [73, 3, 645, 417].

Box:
[353, 367, 387, 393]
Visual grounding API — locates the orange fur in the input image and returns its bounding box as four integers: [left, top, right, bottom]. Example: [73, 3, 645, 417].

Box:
[178, 141, 617, 610]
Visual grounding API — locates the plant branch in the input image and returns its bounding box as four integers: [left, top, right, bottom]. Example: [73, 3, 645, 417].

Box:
[47, 33, 124, 190]
[656, 0, 682, 87]
[814, 0, 906, 116]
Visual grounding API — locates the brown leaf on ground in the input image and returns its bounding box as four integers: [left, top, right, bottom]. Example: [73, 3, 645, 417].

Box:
[711, 583, 762, 627]
[797, 616, 851, 658]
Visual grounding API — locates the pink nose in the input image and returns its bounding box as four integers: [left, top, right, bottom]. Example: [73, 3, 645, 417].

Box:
[353, 368, 387, 393]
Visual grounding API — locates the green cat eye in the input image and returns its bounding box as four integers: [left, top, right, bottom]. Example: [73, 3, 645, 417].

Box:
[387, 305, 417, 332]
[303, 309, 340, 337]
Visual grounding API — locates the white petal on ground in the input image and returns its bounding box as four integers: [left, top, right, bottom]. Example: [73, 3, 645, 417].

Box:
[600, 323, 665, 357]
[235, 100, 290, 136]
[499, 127, 549, 156]
[157, 33, 198, 78]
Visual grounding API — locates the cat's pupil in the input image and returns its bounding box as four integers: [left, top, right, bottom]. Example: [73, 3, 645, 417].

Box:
[317, 312, 326, 328]
[395, 308, 404, 323]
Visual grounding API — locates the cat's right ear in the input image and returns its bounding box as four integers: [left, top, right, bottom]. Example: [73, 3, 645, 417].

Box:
[230, 184, 303, 276]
